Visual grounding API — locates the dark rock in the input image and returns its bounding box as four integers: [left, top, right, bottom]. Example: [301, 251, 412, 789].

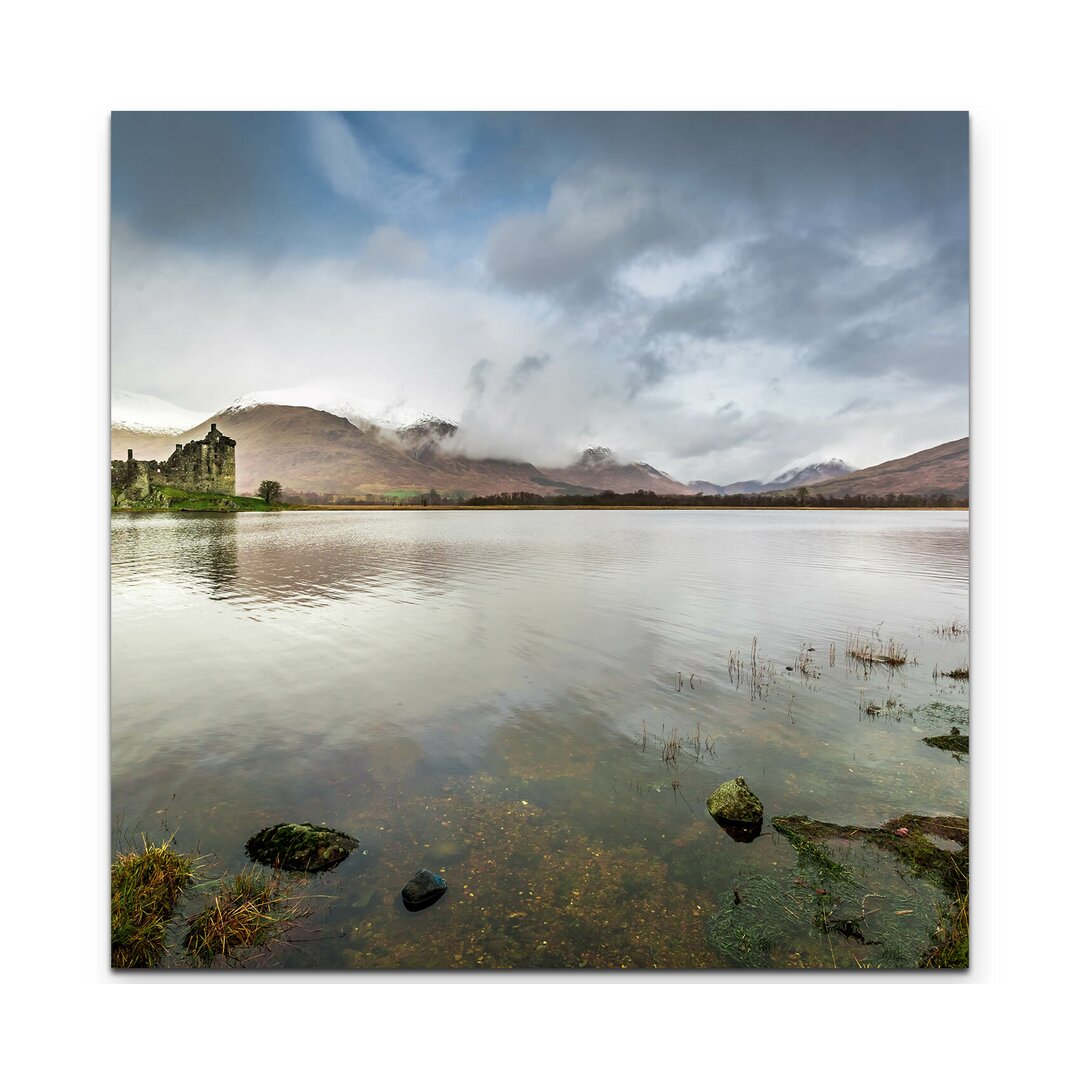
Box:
[402, 869, 448, 911]
[707, 777, 764, 826]
[245, 822, 359, 872]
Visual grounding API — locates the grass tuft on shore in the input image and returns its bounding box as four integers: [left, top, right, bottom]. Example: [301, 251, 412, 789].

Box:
[183, 869, 308, 967]
[111, 837, 197, 968]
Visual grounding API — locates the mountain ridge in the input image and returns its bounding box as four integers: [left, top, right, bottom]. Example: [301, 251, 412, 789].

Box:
[110, 391, 967, 501]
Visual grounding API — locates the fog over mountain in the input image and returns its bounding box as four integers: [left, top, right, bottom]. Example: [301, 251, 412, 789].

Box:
[111, 113, 968, 484]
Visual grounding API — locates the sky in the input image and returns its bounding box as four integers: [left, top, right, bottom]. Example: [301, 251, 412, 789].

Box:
[111, 112, 968, 483]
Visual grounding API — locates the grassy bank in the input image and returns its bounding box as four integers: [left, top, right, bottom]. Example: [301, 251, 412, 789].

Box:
[111, 837, 308, 968]
[112, 484, 285, 512]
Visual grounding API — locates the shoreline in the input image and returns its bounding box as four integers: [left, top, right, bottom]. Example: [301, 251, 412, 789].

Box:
[288, 504, 970, 512]
[112, 503, 969, 514]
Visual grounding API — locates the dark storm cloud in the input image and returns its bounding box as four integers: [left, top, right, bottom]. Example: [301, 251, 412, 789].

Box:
[524, 112, 968, 234]
[111, 112, 352, 251]
[485, 166, 704, 305]
[623, 351, 673, 400]
[810, 319, 968, 382]
[485, 114, 968, 340]
[647, 274, 734, 339]
[506, 354, 550, 393]
[644, 227, 968, 384]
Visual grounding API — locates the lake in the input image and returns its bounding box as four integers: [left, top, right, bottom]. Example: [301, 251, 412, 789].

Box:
[111, 508, 969, 969]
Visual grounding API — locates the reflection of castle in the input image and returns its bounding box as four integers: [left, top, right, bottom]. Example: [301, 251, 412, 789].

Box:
[112, 424, 236, 502]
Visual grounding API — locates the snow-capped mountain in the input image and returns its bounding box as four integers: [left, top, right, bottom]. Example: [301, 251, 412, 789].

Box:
[112, 389, 214, 435]
[689, 459, 854, 496]
[770, 459, 854, 488]
[224, 388, 452, 432]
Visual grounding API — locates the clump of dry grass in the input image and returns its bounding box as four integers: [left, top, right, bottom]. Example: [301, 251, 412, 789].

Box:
[111, 837, 197, 968]
[183, 868, 308, 967]
[932, 619, 968, 639]
[795, 643, 819, 681]
[932, 662, 970, 682]
[847, 633, 910, 669]
[728, 638, 776, 701]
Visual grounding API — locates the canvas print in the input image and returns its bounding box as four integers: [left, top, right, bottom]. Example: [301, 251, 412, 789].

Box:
[111, 112, 969, 970]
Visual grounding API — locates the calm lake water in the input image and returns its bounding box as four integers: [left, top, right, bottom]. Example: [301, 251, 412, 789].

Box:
[112, 509, 969, 969]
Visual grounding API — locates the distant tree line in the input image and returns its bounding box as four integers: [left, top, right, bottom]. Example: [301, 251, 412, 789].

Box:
[279, 487, 967, 509]
[462, 489, 967, 508]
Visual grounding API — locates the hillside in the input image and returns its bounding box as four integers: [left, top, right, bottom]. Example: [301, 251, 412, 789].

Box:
[775, 438, 968, 499]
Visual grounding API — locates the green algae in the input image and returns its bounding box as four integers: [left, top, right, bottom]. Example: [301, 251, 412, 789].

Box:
[913, 701, 970, 727]
[705, 814, 969, 969]
[923, 733, 969, 756]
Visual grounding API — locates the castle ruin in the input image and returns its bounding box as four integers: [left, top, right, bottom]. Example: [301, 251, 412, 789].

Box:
[112, 423, 236, 504]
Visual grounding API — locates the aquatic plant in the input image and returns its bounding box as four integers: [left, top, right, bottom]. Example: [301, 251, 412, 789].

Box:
[794, 643, 820, 682]
[846, 633, 910, 669]
[913, 701, 969, 727]
[727, 637, 776, 701]
[859, 692, 908, 720]
[776, 814, 969, 968]
[923, 732, 969, 757]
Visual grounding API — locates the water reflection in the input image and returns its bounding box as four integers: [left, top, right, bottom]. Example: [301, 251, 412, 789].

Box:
[112, 512, 478, 609]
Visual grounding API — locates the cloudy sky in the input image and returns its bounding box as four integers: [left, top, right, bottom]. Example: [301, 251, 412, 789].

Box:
[111, 112, 968, 483]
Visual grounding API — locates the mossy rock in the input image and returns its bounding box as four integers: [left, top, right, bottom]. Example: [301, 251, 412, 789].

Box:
[707, 777, 764, 825]
[245, 822, 358, 872]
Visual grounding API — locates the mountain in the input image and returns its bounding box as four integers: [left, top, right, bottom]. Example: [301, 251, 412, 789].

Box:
[395, 417, 460, 463]
[773, 438, 968, 499]
[112, 403, 593, 498]
[542, 447, 696, 496]
[112, 390, 214, 436]
[690, 459, 853, 496]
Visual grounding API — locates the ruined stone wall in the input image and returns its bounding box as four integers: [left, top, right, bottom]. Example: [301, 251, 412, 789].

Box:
[111, 453, 168, 506]
[163, 424, 236, 495]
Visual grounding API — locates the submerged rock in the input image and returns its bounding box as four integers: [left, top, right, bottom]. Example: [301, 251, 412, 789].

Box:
[923, 733, 969, 756]
[402, 869, 447, 911]
[244, 822, 359, 872]
[707, 777, 764, 826]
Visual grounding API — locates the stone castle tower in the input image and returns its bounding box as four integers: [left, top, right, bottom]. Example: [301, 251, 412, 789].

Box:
[163, 423, 236, 494]
[112, 423, 236, 504]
